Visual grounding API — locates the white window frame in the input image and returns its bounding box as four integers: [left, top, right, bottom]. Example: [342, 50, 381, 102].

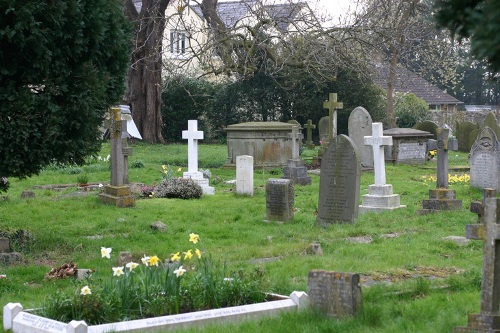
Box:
[170, 30, 186, 55]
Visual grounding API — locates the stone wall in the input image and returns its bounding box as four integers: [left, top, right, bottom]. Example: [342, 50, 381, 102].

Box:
[429, 110, 500, 129]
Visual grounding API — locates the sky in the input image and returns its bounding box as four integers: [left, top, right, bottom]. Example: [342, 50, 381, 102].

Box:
[311, 0, 358, 25]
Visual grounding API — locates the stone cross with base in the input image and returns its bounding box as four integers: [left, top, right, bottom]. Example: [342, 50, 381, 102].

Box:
[181, 120, 214, 195]
[358, 123, 405, 213]
[303, 119, 316, 148]
[323, 93, 343, 143]
[283, 125, 311, 185]
[420, 128, 461, 213]
[288, 125, 301, 160]
[456, 195, 500, 332]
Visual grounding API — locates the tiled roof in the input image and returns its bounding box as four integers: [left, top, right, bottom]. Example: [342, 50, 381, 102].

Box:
[266, 2, 308, 32]
[372, 63, 463, 106]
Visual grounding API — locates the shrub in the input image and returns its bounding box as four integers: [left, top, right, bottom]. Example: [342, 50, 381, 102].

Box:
[153, 178, 203, 199]
[394, 93, 430, 128]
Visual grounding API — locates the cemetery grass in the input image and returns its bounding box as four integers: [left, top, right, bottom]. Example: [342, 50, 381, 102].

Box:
[0, 143, 486, 332]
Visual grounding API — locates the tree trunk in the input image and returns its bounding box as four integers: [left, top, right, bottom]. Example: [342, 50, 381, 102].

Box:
[124, 0, 169, 143]
[387, 46, 399, 128]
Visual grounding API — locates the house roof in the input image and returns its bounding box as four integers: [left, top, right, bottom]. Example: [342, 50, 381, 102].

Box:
[372, 63, 463, 106]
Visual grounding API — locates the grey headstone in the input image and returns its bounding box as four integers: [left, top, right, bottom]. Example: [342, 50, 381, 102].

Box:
[415, 121, 438, 140]
[308, 270, 362, 317]
[318, 116, 330, 144]
[482, 112, 500, 138]
[317, 135, 360, 225]
[456, 121, 479, 152]
[265, 178, 294, 222]
[348, 106, 373, 168]
[469, 127, 500, 191]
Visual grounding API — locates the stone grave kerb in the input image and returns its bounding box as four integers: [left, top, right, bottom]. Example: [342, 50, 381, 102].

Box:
[182, 120, 204, 175]
[323, 93, 343, 143]
[364, 123, 392, 186]
[456, 197, 500, 332]
[303, 119, 316, 148]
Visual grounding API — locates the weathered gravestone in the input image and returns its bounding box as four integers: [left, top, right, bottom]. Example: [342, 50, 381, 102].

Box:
[456, 196, 500, 332]
[318, 116, 330, 144]
[308, 271, 362, 317]
[348, 106, 373, 169]
[303, 119, 316, 149]
[265, 178, 294, 222]
[236, 155, 254, 196]
[456, 121, 480, 152]
[287, 120, 303, 146]
[482, 111, 500, 139]
[99, 106, 136, 208]
[317, 135, 360, 225]
[182, 120, 215, 195]
[282, 125, 312, 185]
[420, 127, 462, 213]
[469, 127, 500, 192]
[359, 123, 405, 213]
[383, 128, 433, 164]
[415, 121, 438, 140]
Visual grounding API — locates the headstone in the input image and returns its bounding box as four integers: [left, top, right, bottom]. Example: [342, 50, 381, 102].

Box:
[282, 126, 312, 185]
[317, 135, 360, 225]
[308, 271, 362, 317]
[456, 197, 500, 332]
[383, 128, 433, 164]
[348, 106, 373, 168]
[456, 121, 479, 152]
[99, 106, 136, 207]
[0, 237, 22, 265]
[469, 127, 500, 192]
[182, 120, 214, 195]
[421, 127, 462, 213]
[359, 123, 406, 213]
[303, 119, 316, 148]
[318, 116, 330, 144]
[482, 111, 500, 139]
[265, 178, 294, 222]
[236, 155, 254, 195]
[323, 93, 343, 143]
[415, 121, 438, 140]
[287, 120, 303, 147]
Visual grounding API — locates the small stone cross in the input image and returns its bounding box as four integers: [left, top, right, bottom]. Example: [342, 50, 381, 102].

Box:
[427, 128, 458, 189]
[182, 120, 203, 173]
[461, 197, 500, 331]
[323, 93, 343, 143]
[364, 123, 392, 186]
[303, 119, 316, 147]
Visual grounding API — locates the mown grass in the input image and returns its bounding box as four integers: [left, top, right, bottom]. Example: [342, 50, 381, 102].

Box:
[0, 142, 488, 332]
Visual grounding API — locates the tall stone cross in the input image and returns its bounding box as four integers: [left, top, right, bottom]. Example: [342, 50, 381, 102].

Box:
[182, 120, 203, 173]
[303, 119, 316, 147]
[364, 123, 392, 186]
[323, 93, 343, 143]
[427, 128, 458, 189]
[288, 125, 301, 160]
[459, 196, 500, 332]
[110, 106, 125, 186]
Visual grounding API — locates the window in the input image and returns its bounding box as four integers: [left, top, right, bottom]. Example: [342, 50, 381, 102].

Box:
[170, 31, 186, 55]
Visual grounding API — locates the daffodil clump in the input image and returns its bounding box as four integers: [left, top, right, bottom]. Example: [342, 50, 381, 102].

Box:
[422, 174, 471, 186]
[39, 233, 266, 325]
[160, 164, 182, 180]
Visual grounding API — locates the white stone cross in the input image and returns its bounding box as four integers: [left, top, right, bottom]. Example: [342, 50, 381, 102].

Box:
[364, 123, 392, 186]
[182, 120, 203, 173]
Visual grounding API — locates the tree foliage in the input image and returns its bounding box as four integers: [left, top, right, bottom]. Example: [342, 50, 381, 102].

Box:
[434, 0, 500, 72]
[0, 0, 131, 189]
[394, 93, 430, 128]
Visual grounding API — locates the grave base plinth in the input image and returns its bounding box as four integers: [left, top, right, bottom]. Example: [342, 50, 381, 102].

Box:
[419, 188, 462, 214]
[359, 184, 406, 214]
[283, 159, 311, 185]
[99, 185, 135, 208]
[455, 313, 500, 332]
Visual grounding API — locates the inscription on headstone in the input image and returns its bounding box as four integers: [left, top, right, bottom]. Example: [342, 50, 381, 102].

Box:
[317, 135, 360, 225]
[265, 178, 294, 222]
[397, 143, 427, 161]
[308, 270, 362, 317]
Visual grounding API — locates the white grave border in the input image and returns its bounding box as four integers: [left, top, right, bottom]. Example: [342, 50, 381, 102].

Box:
[4, 292, 308, 333]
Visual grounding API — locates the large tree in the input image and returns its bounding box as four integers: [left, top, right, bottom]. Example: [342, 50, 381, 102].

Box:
[123, 0, 170, 143]
[0, 0, 131, 192]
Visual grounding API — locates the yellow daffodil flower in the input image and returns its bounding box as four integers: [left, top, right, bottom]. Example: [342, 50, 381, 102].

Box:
[171, 252, 181, 262]
[80, 285, 91, 295]
[174, 266, 186, 277]
[112, 266, 124, 276]
[126, 262, 139, 270]
[141, 256, 150, 266]
[189, 233, 200, 244]
[149, 255, 160, 266]
[101, 247, 112, 259]
[195, 248, 202, 259]
[177, 168, 182, 172]
[184, 250, 193, 260]
[162, 165, 167, 171]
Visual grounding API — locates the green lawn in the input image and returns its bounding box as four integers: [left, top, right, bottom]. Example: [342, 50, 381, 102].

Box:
[0, 142, 488, 332]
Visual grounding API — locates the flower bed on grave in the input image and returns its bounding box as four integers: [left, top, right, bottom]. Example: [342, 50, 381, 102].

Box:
[3, 233, 308, 332]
